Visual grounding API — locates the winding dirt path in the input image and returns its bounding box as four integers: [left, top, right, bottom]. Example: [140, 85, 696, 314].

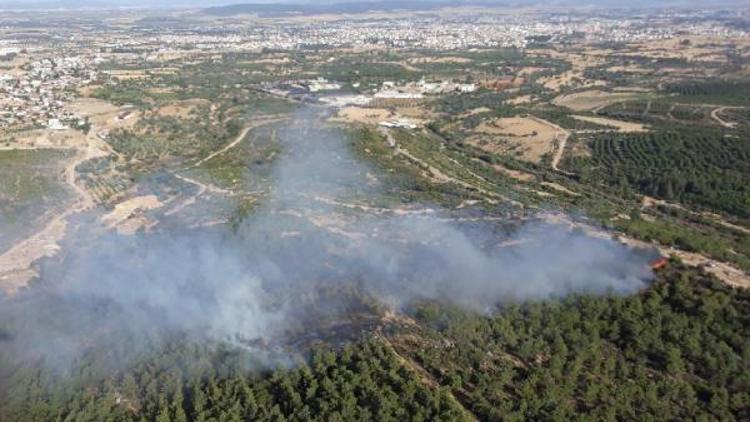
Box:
[0, 130, 111, 295]
[710, 106, 738, 129]
[529, 116, 572, 174]
[193, 126, 254, 169]
[165, 174, 231, 216]
[550, 132, 569, 172]
[542, 211, 750, 289]
[168, 116, 285, 216]
[380, 127, 512, 203]
[191, 116, 286, 169]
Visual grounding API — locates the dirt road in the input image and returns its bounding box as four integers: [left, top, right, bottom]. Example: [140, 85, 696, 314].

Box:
[193, 126, 254, 168]
[542, 211, 750, 289]
[191, 116, 286, 169]
[381, 127, 516, 203]
[165, 174, 232, 216]
[710, 106, 738, 129]
[528, 116, 572, 173]
[0, 130, 111, 295]
[168, 117, 285, 216]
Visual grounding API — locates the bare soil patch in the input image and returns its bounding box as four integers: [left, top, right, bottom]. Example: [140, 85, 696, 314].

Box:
[0, 128, 87, 150]
[572, 115, 648, 132]
[469, 116, 565, 164]
[508, 95, 535, 105]
[101, 195, 163, 232]
[154, 99, 210, 119]
[539, 70, 606, 92]
[541, 181, 579, 196]
[408, 56, 472, 64]
[103, 67, 178, 81]
[333, 107, 394, 125]
[332, 107, 428, 126]
[482, 161, 535, 182]
[552, 90, 643, 112]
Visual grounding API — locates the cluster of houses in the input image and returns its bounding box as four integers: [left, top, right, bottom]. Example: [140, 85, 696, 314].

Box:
[374, 79, 476, 100]
[261, 76, 478, 108]
[0, 55, 96, 129]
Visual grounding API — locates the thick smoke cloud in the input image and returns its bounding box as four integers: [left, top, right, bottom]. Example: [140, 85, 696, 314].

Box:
[0, 109, 653, 371]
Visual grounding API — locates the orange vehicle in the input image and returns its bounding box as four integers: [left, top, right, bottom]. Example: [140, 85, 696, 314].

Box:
[649, 257, 669, 270]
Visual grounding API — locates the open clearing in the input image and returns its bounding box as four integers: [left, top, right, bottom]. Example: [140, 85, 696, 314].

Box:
[572, 115, 648, 132]
[332, 107, 426, 126]
[469, 115, 566, 164]
[154, 99, 211, 119]
[101, 195, 163, 234]
[507, 95, 535, 105]
[0, 112, 114, 295]
[0, 149, 73, 251]
[67, 97, 138, 131]
[552, 90, 644, 111]
[482, 161, 535, 182]
[710, 106, 740, 129]
[333, 107, 394, 124]
[539, 70, 606, 92]
[618, 235, 750, 289]
[408, 56, 472, 64]
[1, 128, 88, 151]
[102, 68, 178, 80]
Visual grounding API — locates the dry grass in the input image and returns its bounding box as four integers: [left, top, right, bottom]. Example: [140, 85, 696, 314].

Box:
[488, 162, 535, 182]
[607, 65, 652, 74]
[508, 95, 535, 105]
[530, 50, 608, 92]
[539, 70, 606, 91]
[66, 98, 139, 132]
[103, 67, 178, 80]
[457, 107, 493, 118]
[331, 107, 429, 126]
[516, 66, 548, 77]
[541, 181, 579, 196]
[0, 128, 87, 151]
[552, 90, 643, 111]
[408, 56, 472, 64]
[397, 106, 435, 119]
[67, 98, 120, 118]
[332, 107, 394, 125]
[154, 99, 210, 119]
[571, 115, 647, 132]
[103, 69, 149, 80]
[0, 53, 31, 76]
[469, 116, 564, 163]
[101, 195, 163, 232]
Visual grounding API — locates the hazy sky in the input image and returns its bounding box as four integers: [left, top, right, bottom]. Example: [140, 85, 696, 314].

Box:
[0, 0, 238, 8]
[0, 0, 739, 9]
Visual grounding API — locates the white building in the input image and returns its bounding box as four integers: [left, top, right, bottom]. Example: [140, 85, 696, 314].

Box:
[47, 119, 67, 130]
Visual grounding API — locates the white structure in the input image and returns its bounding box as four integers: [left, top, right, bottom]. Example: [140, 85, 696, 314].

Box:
[47, 119, 67, 130]
[379, 119, 418, 129]
[374, 90, 424, 99]
[319, 95, 373, 107]
[308, 77, 341, 92]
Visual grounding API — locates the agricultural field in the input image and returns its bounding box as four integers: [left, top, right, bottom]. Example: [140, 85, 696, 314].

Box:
[552, 89, 647, 111]
[468, 115, 565, 163]
[567, 129, 750, 221]
[0, 149, 73, 249]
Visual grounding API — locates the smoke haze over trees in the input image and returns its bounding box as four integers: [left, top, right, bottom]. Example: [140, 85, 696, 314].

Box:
[0, 111, 654, 374]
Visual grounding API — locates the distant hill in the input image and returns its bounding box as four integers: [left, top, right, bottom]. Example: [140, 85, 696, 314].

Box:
[0, 0, 231, 10]
[203, 0, 749, 17]
[202, 1, 491, 17]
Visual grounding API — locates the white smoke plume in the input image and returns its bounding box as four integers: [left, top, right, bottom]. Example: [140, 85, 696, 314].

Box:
[0, 109, 653, 371]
